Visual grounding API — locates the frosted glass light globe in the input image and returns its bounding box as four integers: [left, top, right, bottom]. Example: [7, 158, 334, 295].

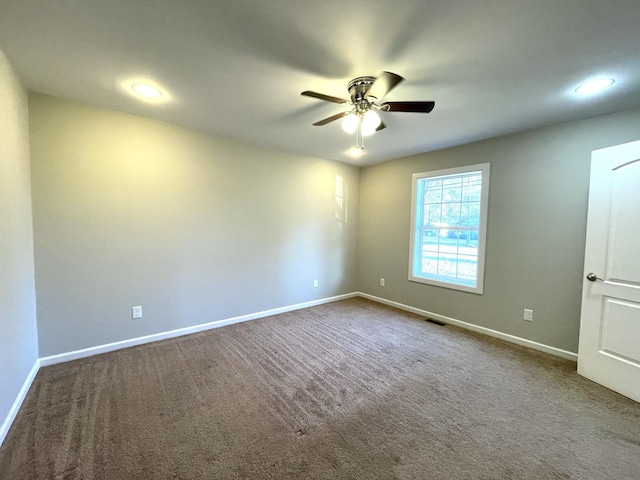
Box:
[341, 113, 359, 134]
[361, 110, 381, 136]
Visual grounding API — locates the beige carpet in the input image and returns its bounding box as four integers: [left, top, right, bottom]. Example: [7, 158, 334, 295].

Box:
[1, 298, 639, 479]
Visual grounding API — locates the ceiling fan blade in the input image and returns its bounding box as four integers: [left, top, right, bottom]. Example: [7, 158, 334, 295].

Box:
[376, 121, 386, 132]
[365, 71, 404, 101]
[312, 111, 349, 126]
[381, 101, 435, 113]
[301, 90, 349, 104]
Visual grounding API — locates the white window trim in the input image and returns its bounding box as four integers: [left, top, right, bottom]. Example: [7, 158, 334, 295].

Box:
[408, 163, 490, 294]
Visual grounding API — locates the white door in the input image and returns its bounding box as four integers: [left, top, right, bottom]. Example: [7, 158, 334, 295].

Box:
[578, 140, 640, 402]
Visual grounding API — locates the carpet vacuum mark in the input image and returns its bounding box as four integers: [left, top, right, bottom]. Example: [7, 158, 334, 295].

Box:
[1, 298, 639, 479]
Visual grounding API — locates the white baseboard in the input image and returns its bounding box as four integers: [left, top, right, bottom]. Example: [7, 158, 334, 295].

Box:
[3, 291, 576, 448]
[39, 293, 358, 367]
[39, 290, 577, 367]
[358, 292, 578, 361]
[0, 358, 40, 448]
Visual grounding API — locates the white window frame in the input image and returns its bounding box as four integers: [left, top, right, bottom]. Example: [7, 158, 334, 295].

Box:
[408, 163, 490, 294]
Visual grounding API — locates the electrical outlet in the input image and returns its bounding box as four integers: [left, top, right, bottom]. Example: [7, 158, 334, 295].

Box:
[523, 308, 533, 322]
[313, 279, 318, 288]
[380, 278, 385, 287]
[132, 306, 142, 319]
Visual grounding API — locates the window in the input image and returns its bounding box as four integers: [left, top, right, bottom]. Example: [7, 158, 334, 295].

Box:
[409, 163, 489, 294]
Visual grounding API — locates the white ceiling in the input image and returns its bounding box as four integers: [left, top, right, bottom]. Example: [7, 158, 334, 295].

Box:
[1, 0, 639, 166]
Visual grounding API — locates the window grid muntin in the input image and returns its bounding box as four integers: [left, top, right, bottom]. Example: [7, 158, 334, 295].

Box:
[409, 164, 489, 294]
[416, 171, 481, 286]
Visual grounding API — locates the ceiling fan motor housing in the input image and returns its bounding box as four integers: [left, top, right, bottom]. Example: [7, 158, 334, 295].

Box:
[348, 76, 376, 110]
[303, 71, 434, 129]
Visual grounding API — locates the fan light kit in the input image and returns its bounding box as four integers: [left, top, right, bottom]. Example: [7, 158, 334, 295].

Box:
[301, 72, 435, 155]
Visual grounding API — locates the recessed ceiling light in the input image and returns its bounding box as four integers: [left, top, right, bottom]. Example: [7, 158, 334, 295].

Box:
[347, 146, 364, 158]
[575, 78, 615, 95]
[119, 77, 170, 103]
[131, 83, 162, 98]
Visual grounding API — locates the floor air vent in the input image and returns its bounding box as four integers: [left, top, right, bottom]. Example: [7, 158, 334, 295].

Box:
[425, 318, 446, 326]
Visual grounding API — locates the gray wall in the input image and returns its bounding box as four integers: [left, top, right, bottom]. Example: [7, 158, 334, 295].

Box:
[29, 94, 359, 357]
[0, 50, 38, 429]
[357, 107, 640, 353]
[22, 91, 640, 359]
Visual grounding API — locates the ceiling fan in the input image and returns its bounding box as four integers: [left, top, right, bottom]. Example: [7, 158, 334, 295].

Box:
[301, 72, 435, 155]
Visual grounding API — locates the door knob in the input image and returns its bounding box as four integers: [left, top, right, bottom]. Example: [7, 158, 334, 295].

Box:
[586, 272, 603, 282]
